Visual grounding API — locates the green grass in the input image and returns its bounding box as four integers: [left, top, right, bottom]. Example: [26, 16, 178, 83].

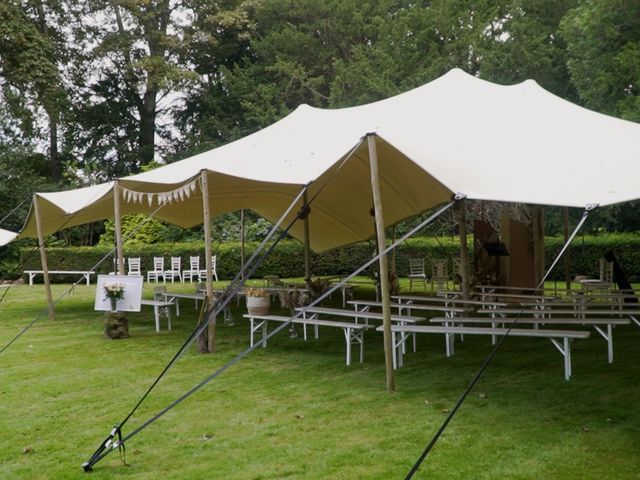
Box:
[1, 281, 639, 479]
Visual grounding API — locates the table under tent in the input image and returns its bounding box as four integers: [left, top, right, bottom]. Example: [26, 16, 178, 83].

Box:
[4, 68, 640, 473]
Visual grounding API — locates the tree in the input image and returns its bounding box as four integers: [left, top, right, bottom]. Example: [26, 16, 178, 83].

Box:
[0, 0, 68, 182]
[68, 0, 197, 178]
[561, 0, 640, 122]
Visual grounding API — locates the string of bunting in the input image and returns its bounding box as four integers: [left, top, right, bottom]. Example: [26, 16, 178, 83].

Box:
[121, 179, 199, 207]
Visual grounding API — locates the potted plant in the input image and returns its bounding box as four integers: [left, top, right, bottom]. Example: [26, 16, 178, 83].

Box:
[245, 287, 270, 315]
[103, 281, 129, 339]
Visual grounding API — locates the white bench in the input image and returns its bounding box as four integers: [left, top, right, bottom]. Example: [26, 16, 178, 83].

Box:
[140, 299, 175, 332]
[478, 307, 640, 327]
[298, 305, 425, 354]
[430, 316, 629, 364]
[160, 292, 205, 316]
[378, 324, 589, 380]
[392, 294, 508, 309]
[24, 270, 95, 286]
[242, 314, 374, 365]
[348, 299, 469, 318]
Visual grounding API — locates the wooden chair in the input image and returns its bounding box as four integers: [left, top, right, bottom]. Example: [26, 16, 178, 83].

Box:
[127, 257, 142, 276]
[431, 259, 448, 293]
[408, 258, 427, 292]
[147, 257, 165, 283]
[164, 256, 182, 283]
[183, 256, 201, 282]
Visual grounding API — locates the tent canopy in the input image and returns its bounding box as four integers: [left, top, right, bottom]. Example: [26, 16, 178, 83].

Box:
[10, 68, 640, 251]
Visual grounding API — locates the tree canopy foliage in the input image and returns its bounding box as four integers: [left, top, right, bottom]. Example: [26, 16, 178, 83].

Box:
[1, 0, 639, 247]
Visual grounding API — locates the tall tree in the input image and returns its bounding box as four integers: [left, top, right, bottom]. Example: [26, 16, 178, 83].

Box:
[561, 0, 640, 122]
[69, 0, 196, 178]
[0, 0, 67, 182]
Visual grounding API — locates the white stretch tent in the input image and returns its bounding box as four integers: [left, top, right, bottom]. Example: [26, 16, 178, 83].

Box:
[0, 228, 17, 246]
[8, 68, 640, 250]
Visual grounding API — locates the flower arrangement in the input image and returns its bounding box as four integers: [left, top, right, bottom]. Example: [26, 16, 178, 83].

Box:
[244, 287, 269, 297]
[104, 282, 125, 311]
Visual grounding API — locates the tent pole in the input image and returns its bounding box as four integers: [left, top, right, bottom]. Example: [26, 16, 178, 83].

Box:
[201, 170, 216, 353]
[33, 194, 55, 321]
[303, 191, 311, 284]
[367, 133, 395, 393]
[532, 206, 545, 287]
[240, 209, 245, 281]
[458, 199, 470, 300]
[113, 181, 125, 275]
[563, 207, 571, 291]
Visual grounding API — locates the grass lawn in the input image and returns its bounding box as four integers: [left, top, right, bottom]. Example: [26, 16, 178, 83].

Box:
[1, 280, 639, 479]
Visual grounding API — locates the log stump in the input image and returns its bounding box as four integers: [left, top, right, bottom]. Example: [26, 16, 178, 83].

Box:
[104, 311, 129, 339]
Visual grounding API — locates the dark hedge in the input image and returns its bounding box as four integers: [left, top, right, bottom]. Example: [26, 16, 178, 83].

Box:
[19, 233, 640, 283]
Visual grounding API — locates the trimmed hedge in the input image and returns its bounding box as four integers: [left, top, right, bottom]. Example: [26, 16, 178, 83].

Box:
[19, 233, 640, 283]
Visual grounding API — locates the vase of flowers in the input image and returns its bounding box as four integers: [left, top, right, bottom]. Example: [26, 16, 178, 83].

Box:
[103, 282, 128, 339]
[104, 282, 125, 312]
[245, 287, 270, 315]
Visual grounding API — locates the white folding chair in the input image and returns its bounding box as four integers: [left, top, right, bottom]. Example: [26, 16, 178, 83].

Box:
[183, 256, 201, 282]
[199, 254, 219, 282]
[147, 256, 165, 283]
[127, 257, 142, 276]
[164, 256, 182, 283]
[408, 258, 427, 292]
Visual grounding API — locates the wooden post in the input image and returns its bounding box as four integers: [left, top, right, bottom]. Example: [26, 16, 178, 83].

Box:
[201, 170, 216, 353]
[33, 194, 55, 321]
[367, 134, 395, 393]
[458, 199, 470, 300]
[113, 181, 125, 275]
[563, 207, 571, 291]
[240, 209, 245, 281]
[532, 206, 545, 286]
[303, 191, 311, 284]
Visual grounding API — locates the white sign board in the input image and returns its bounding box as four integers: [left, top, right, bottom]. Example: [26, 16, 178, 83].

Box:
[94, 275, 143, 312]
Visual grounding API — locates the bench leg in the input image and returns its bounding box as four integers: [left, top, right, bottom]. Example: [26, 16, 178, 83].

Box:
[175, 299, 180, 317]
[392, 331, 397, 370]
[167, 306, 171, 331]
[154, 307, 160, 332]
[29, 273, 35, 286]
[344, 328, 352, 366]
[550, 338, 572, 380]
[594, 324, 614, 364]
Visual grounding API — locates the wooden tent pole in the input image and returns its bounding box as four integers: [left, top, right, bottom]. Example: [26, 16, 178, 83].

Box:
[201, 170, 216, 353]
[240, 209, 245, 281]
[113, 181, 125, 275]
[303, 191, 311, 284]
[563, 207, 571, 291]
[33, 194, 55, 321]
[367, 133, 395, 393]
[458, 199, 470, 300]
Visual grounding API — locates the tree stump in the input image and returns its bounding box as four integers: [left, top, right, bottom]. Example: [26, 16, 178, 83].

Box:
[104, 311, 129, 339]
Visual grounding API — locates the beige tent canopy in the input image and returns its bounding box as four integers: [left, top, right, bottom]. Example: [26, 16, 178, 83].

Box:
[9, 68, 640, 251]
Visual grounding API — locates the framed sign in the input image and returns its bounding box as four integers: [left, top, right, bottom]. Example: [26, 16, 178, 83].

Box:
[94, 274, 144, 312]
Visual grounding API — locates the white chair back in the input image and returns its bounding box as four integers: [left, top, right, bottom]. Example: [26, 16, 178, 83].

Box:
[127, 257, 141, 275]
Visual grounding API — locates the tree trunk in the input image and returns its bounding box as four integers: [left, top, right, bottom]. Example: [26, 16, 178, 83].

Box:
[138, 90, 157, 165]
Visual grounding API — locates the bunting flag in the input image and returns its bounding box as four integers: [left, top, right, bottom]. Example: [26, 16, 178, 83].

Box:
[121, 179, 199, 207]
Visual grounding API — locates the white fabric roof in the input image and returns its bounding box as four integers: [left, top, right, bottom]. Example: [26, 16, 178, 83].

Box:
[0, 228, 17, 246]
[11, 69, 640, 251]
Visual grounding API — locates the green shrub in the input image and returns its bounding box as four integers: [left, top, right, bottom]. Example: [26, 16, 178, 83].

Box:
[18, 233, 640, 283]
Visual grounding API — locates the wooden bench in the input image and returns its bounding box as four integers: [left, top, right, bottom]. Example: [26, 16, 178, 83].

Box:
[140, 299, 175, 332]
[242, 314, 374, 365]
[160, 292, 205, 316]
[24, 270, 95, 286]
[430, 316, 629, 363]
[377, 324, 590, 380]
